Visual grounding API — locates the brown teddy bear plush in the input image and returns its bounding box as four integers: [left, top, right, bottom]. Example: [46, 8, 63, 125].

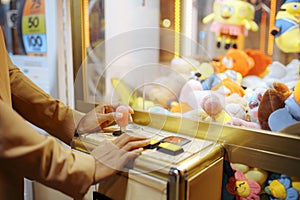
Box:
[258, 82, 292, 130]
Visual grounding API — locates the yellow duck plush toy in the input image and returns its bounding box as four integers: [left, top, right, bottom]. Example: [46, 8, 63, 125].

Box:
[271, 0, 300, 53]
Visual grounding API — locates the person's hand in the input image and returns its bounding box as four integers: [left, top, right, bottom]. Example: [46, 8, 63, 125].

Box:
[76, 104, 134, 134]
[91, 133, 150, 182]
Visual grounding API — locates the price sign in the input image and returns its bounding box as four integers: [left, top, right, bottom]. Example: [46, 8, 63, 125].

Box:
[22, 0, 47, 56]
[23, 34, 47, 53]
[22, 15, 46, 34]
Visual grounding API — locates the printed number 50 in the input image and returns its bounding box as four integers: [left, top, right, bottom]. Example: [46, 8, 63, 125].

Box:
[28, 16, 39, 29]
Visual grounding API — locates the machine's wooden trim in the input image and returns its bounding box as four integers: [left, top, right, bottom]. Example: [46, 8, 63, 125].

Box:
[70, 0, 84, 80]
[70, 0, 90, 107]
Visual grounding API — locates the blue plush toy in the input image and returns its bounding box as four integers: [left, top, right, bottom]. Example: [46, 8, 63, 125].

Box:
[268, 80, 300, 132]
[271, 0, 300, 53]
[265, 173, 299, 200]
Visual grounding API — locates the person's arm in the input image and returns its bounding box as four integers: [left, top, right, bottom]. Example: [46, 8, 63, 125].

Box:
[0, 100, 150, 199]
[8, 59, 130, 144]
[0, 100, 95, 199]
[8, 58, 81, 144]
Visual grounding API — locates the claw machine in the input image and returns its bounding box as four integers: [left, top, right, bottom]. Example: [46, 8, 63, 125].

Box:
[71, 0, 300, 199]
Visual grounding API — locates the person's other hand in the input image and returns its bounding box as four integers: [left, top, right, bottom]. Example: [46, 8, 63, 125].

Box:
[91, 133, 150, 182]
[76, 104, 134, 134]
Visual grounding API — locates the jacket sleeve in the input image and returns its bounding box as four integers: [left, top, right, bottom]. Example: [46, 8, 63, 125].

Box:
[0, 100, 95, 199]
[7, 56, 83, 145]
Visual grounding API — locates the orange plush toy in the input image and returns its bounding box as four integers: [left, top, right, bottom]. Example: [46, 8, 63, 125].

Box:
[245, 49, 272, 77]
[215, 49, 255, 77]
[212, 78, 245, 97]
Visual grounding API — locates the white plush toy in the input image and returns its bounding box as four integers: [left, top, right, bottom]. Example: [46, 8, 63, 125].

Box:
[242, 75, 269, 90]
[263, 59, 300, 89]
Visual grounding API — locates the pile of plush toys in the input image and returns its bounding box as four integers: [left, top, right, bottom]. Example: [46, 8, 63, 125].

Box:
[222, 160, 300, 200]
[140, 48, 300, 133]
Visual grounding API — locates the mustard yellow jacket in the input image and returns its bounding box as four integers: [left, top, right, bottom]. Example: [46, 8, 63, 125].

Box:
[0, 29, 95, 199]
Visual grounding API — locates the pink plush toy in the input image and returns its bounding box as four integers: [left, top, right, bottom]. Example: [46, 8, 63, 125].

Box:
[226, 170, 261, 200]
[200, 93, 232, 124]
[226, 118, 261, 129]
[179, 79, 203, 103]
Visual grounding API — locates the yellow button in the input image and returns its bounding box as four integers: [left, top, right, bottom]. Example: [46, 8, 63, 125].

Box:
[158, 142, 182, 151]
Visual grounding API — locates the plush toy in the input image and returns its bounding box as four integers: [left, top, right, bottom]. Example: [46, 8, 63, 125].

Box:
[258, 82, 292, 130]
[215, 49, 255, 77]
[222, 160, 236, 200]
[179, 79, 203, 103]
[244, 88, 266, 125]
[270, 0, 300, 53]
[131, 97, 155, 110]
[185, 90, 260, 128]
[147, 105, 171, 115]
[147, 86, 178, 108]
[169, 101, 193, 113]
[226, 117, 261, 129]
[226, 169, 261, 200]
[186, 90, 214, 110]
[213, 49, 273, 86]
[181, 108, 212, 122]
[242, 75, 269, 90]
[197, 62, 215, 80]
[226, 103, 247, 120]
[225, 93, 262, 128]
[224, 70, 243, 85]
[244, 49, 272, 78]
[263, 59, 300, 89]
[291, 177, 300, 194]
[273, 82, 293, 100]
[212, 78, 245, 97]
[145, 57, 200, 108]
[170, 57, 200, 78]
[268, 80, 300, 132]
[264, 173, 299, 200]
[231, 163, 268, 187]
[202, 0, 258, 49]
[200, 92, 232, 124]
[226, 93, 249, 109]
[182, 89, 231, 122]
[201, 73, 223, 90]
[225, 93, 248, 120]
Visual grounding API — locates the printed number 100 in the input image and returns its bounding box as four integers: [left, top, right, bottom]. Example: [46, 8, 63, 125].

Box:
[27, 35, 42, 47]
